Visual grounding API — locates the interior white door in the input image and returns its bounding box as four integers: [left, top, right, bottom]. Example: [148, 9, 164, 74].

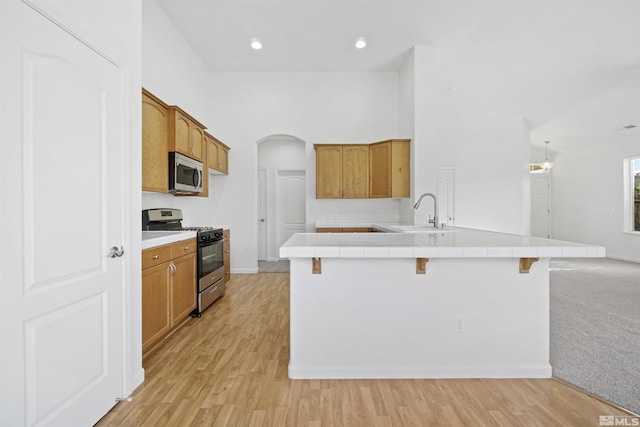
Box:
[257, 169, 267, 261]
[438, 167, 456, 226]
[277, 170, 306, 259]
[0, 2, 124, 426]
[531, 173, 551, 238]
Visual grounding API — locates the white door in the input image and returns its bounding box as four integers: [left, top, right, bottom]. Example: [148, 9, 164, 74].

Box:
[257, 169, 267, 261]
[1, 2, 125, 426]
[438, 167, 456, 226]
[531, 173, 551, 238]
[277, 171, 306, 258]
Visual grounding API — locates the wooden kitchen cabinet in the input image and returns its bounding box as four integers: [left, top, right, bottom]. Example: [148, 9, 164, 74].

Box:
[206, 132, 230, 175]
[142, 238, 197, 356]
[223, 229, 231, 284]
[369, 139, 410, 198]
[314, 144, 368, 199]
[142, 89, 169, 193]
[342, 145, 369, 198]
[167, 106, 206, 162]
[141, 262, 171, 354]
[315, 145, 342, 198]
[170, 251, 197, 325]
[142, 89, 230, 197]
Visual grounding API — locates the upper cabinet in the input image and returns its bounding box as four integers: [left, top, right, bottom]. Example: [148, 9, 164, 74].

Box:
[167, 107, 205, 162]
[141, 88, 230, 196]
[315, 145, 342, 198]
[142, 89, 169, 193]
[315, 144, 369, 199]
[369, 139, 410, 198]
[343, 145, 369, 198]
[314, 140, 409, 199]
[206, 132, 230, 175]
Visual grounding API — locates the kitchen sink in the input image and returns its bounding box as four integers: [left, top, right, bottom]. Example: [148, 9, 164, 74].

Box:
[392, 225, 455, 233]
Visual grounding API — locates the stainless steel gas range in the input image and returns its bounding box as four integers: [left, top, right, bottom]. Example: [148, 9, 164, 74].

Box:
[182, 226, 225, 316]
[142, 209, 225, 316]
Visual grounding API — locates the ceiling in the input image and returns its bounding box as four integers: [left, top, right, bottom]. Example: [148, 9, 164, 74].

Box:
[156, 0, 640, 154]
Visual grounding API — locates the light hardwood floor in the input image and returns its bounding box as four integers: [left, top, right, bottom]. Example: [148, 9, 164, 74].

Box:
[97, 273, 629, 426]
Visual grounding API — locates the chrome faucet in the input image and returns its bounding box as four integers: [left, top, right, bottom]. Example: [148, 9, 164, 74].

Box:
[414, 193, 439, 228]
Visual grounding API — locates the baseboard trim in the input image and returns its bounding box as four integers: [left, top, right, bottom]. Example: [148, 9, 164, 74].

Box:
[289, 364, 552, 379]
[552, 377, 639, 416]
[128, 368, 145, 395]
[606, 254, 640, 264]
[231, 268, 259, 274]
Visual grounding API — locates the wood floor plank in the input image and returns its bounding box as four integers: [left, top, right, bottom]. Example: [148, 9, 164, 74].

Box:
[97, 272, 631, 426]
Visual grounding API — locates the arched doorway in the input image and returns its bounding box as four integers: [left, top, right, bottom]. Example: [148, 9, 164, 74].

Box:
[256, 135, 306, 270]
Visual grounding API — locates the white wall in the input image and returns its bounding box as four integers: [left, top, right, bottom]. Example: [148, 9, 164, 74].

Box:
[551, 130, 640, 262]
[437, 103, 530, 234]
[398, 48, 417, 224]
[411, 47, 440, 224]
[401, 47, 531, 234]
[141, 1, 210, 120]
[207, 72, 400, 271]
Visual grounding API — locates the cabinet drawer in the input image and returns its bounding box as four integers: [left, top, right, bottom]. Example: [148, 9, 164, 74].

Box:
[223, 229, 230, 241]
[170, 238, 196, 258]
[142, 245, 172, 270]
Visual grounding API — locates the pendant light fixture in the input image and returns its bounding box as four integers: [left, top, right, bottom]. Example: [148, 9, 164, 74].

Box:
[541, 140, 554, 171]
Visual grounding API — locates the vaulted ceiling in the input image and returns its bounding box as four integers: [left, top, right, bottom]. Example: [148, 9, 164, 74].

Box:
[156, 0, 640, 152]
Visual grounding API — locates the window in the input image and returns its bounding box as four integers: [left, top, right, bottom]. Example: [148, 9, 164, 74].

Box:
[634, 158, 640, 231]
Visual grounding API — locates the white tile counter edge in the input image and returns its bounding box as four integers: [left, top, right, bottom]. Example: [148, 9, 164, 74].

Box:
[280, 227, 606, 259]
[141, 231, 197, 250]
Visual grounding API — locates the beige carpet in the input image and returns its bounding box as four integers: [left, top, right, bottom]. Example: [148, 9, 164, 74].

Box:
[550, 257, 640, 415]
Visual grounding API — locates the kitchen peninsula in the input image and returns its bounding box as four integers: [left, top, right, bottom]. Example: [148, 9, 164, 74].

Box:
[280, 227, 605, 379]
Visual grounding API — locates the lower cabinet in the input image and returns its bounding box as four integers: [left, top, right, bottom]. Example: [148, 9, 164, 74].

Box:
[142, 238, 196, 356]
[223, 229, 231, 284]
[170, 253, 197, 325]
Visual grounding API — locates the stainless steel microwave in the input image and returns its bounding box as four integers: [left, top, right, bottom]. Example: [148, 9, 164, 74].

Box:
[169, 152, 203, 194]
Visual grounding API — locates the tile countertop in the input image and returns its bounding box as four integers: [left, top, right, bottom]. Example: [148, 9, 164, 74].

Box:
[141, 231, 197, 250]
[280, 226, 606, 259]
[141, 225, 229, 250]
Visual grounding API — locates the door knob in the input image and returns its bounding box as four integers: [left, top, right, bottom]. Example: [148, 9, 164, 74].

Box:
[258, 218, 265, 222]
[108, 246, 125, 258]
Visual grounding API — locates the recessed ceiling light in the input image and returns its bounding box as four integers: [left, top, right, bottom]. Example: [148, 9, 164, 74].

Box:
[250, 38, 262, 50]
[355, 37, 367, 49]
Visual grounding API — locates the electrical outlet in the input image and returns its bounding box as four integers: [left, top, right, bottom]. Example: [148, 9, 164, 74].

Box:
[455, 315, 465, 333]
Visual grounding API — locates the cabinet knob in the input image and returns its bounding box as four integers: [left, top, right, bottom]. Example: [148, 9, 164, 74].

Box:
[184, 246, 189, 250]
[153, 255, 159, 259]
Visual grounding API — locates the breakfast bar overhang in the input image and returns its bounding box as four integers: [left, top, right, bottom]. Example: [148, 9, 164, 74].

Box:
[279, 227, 605, 380]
